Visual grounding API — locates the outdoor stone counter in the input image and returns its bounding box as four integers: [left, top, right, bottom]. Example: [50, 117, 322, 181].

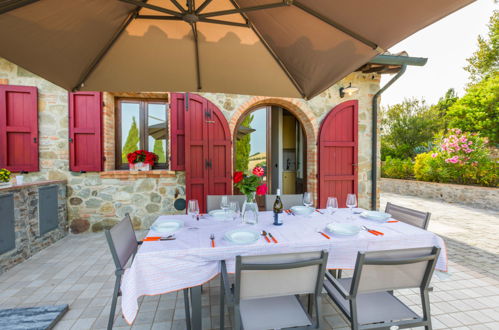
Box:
[0, 180, 68, 274]
[381, 178, 499, 211]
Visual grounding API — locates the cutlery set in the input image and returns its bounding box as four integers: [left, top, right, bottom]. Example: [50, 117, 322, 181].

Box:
[361, 226, 384, 236]
[143, 235, 176, 242]
[261, 230, 278, 243]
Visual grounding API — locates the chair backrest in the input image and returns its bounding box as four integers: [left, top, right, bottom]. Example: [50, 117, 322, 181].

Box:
[350, 247, 440, 295]
[264, 194, 303, 210]
[105, 214, 138, 271]
[235, 250, 328, 301]
[385, 202, 431, 229]
[206, 195, 246, 212]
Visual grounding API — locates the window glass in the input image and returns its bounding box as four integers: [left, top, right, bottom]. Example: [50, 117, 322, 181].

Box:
[147, 103, 168, 164]
[117, 99, 168, 169]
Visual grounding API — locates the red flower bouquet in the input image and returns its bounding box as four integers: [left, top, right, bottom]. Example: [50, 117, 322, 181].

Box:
[234, 166, 267, 202]
[127, 150, 158, 171]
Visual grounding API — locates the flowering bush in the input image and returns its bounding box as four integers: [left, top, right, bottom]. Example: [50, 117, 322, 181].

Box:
[414, 129, 497, 187]
[234, 167, 267, 199]
[0, 168, 11, 183]
[127, 150, 158, 165]
[381, 157, 414, 179]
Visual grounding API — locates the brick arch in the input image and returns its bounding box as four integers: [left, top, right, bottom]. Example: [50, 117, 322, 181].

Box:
[230, 97, 318, 197]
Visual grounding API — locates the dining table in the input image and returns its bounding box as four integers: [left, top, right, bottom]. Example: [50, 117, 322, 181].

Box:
[120, 208, 448, 328]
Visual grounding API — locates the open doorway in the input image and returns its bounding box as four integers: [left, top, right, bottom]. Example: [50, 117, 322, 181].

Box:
[234, 105, 306, 195]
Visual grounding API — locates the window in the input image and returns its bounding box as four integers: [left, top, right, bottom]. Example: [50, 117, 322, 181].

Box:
[116, 99, 168, 169]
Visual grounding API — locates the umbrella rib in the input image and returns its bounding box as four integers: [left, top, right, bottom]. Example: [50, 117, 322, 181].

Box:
[200, 1, 290, 18]
[195, 0, 212, 14]
[169, 0, 186, 13]
[293, 1, 383, 52]
[119, 0, 183, 17]
[228, 0, 305, 98]
[191, 23, 202, 91]
[73, 1, 146, 91]
[0, 0, 39, 15]
[136, 15, 182, 20]
[199, 18, 249, 27]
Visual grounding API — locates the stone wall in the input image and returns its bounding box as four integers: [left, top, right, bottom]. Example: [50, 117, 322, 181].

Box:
[381, 178, 499, 211]
[0, 56, 381, 232]
[0, 181, 67, 274]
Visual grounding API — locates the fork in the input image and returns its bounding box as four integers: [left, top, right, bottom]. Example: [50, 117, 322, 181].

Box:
[362, 226, 384, 236]
[210, 234, 215, 247]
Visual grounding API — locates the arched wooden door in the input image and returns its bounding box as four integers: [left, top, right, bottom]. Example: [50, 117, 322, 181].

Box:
[172, 93, 232, 213]
[318, 100, 358, 208]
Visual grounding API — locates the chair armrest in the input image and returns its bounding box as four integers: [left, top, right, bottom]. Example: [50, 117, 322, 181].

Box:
[221, 261, 234, 304]
[325, 272, 351, 299]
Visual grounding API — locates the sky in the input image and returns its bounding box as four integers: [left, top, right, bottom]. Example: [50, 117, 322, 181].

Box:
[380, 0, 497, 107]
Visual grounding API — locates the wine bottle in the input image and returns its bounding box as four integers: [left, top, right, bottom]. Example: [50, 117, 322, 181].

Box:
[273, 188, 283, 226]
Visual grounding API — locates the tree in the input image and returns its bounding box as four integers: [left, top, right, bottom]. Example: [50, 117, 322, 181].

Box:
[122, 117, 140, 163]
[153, 139, 166, 163]
[380, 98, 442, 160]
[235, 115, 254, 172]
[465, 10, 498, 84]
[446, 74, 499, 144]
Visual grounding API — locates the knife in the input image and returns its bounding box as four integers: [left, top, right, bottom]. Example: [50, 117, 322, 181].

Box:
[268, 232, 278, 243]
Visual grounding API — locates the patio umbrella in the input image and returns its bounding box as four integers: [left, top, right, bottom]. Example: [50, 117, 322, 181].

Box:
[0, 0, 474, 99]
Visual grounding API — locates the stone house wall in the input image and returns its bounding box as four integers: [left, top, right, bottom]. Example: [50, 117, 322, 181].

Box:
[0, 57, 382, 232]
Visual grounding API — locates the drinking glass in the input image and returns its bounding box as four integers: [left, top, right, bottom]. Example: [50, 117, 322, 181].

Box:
[187, 199, 199, 220]
[220, 195, 230, 219]
[346, 194, 357, 219]
[229, 202, 240, 221]
[303, 192, 313, 208]
[326, 197, 338, 216]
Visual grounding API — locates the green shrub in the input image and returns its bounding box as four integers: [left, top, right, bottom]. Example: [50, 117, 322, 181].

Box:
[381, 157, 414, 179]
[414, 129, 498, 187]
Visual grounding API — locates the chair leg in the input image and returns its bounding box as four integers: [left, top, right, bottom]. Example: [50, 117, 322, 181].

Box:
[421, 289, 432, 330]
[183, 289, 191, 330]
[107, 275, 121, 330]
[233, 305, 241, 330]
[314, 296, 321, 329]
[337, 269, 342, 279]
[220, 274, 225, 330]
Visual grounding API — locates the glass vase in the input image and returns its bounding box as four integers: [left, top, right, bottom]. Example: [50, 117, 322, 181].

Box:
[242, 192, 258, 225]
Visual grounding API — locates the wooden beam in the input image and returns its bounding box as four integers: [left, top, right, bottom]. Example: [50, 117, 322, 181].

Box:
[119, 0, 183, 17]
[0, 0, 39, 15]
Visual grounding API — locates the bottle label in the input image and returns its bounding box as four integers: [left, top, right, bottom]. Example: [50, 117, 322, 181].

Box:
[273, 212, 283, 225]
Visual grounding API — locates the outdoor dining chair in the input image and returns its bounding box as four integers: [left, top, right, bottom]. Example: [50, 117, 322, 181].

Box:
[264, 194, 303, 211]
[385, 202, 431, 229]
[105, 214, 191, 330]
[207, 195, 246, 212]
[324, 246, 440, 330]
[219, 250, 328, 330]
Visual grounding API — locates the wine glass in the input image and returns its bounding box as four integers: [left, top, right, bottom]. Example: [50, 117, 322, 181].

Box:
[346, 194, 357, 219]
[229, 202, 240, 221]
[303, 192, 313, 209]
[220, 195, 230, 219]
[326, 197, 338, 216]
[187, 199, 199, 220]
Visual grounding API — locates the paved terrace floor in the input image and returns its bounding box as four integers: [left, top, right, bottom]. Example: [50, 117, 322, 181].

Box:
[0, 193, 498, 330]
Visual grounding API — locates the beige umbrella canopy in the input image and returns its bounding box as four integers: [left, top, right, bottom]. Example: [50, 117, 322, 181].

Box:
[0, 0, 474, 99]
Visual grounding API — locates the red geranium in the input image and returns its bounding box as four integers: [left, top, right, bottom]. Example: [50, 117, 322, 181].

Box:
[127, 150, 158, 165]
[256, 183, 268, 195]
[252, 166, 264, 177]
[233, 171, 244, 184]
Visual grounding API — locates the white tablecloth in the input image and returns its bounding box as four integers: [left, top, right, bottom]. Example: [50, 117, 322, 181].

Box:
[121, 209, 448, 323]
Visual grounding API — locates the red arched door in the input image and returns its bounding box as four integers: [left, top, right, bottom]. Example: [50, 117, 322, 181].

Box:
[180, 93, 231, 213]
[318, 100, 358, 208]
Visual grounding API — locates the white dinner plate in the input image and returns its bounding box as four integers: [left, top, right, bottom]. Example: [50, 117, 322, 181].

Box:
[150, 219, 184, 234]
[224, 229, 260, 245]
[290, 205, 314, 216]
[209, 209, 235, 220]
[326, 223, 360, 236]
[360, 211, 391, 222]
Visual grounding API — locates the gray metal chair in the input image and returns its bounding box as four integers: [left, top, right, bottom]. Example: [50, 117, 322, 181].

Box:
[264, 194, 303, 211]
[105, 214, 191, 330]
[385, 202, 431, 229]
[324, 246, 440, 330]
[206, 195, 246, 212]
[220, 250, 328, 330]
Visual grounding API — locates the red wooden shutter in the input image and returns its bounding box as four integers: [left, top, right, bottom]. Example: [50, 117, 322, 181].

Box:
[69, 92, 103, 172]
[0, 85, 39, 172]
[170, 93, 186, 170]
[318, 100, 358, 208]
